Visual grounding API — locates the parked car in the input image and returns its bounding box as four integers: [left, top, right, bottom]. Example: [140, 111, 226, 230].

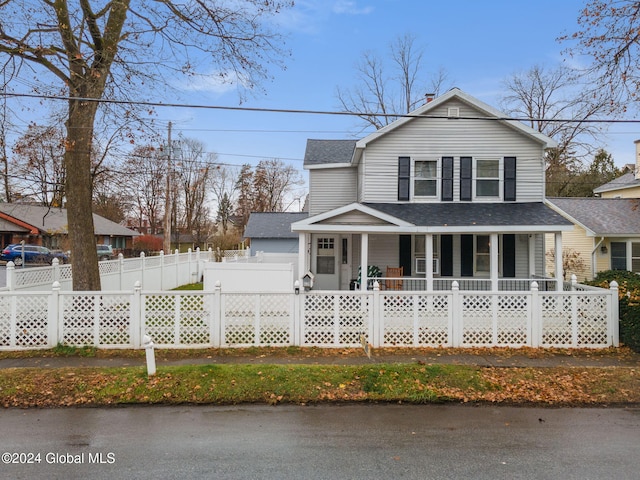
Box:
[0, 244, 69, 266]
[97, 244, 115, 261]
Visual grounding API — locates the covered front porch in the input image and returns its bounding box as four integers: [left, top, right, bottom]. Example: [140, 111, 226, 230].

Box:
[292, 203, 574, 292]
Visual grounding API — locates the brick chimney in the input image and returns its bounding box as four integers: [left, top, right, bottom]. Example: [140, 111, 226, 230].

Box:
[635, 139, 640, 179]
[425, 93, 435, 104]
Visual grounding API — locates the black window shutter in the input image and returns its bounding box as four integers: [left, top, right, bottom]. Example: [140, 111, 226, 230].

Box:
[441, 156, 453, 201]
[504, 156, 516, 201]
[461, 235, 474, 276]
[460, 157, 472, 201]
[398, 157, 410, 201]
[399, 235, 412, 276]
[503, 234, 516, 277]
[441, 235, 453, 276]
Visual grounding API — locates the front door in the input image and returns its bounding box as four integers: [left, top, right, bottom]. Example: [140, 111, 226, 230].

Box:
[312, 235, 339, 290]
[339, 236, 352, 290]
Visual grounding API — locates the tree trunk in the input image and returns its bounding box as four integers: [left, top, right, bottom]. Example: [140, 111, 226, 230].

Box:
[66, 98, 101, 290]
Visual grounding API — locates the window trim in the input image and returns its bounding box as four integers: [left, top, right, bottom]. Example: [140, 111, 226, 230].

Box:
[413, 159, 440, 200]
[473, 157, 503, 201]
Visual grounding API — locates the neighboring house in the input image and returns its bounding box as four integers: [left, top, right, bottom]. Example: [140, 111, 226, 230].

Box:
[546, 198, 640, 281]
[244, 212, 309, 254]
[594, 140, 640, 198]
[292, 88, 573, 291]
[0, 203, 139, 252]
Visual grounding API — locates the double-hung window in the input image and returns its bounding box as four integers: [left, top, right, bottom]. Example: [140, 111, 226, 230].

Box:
[475, 159, 500, 198]
[414, 160, 438, 198]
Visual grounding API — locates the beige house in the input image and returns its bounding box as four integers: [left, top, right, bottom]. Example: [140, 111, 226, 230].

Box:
[545, 197, 640, 281]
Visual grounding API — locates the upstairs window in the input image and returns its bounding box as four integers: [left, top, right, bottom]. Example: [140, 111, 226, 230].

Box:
[414, 161, 438, 197]
[476, 159, 500, 198]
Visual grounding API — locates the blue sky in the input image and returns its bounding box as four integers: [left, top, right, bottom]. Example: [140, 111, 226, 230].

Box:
[158, 0, 638, 178]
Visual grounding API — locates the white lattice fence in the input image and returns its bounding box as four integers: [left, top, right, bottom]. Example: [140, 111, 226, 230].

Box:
[0, 280, 620, 350]
[380, 293, 451, 347]
[59, 292, 133, 348]
[222, 293, 293, 346]
[142, 293, 212, 348]
[302, 292, 371, 347]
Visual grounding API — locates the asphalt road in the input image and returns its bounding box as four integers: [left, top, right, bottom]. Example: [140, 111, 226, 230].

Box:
[1, 404, 639, 480]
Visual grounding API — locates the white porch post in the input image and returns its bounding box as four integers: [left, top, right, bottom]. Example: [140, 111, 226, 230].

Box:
[490, 233, 499, 291]
[298, 233, 307, 282]
[528, 234, 536, 277]
[426, 234, 433, 291]
[360, 233, 369, 291]
[555, 232, 563, 291]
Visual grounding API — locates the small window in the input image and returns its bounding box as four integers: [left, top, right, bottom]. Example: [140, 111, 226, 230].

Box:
[611, 242, 627, 270]
[476, 159, 500, 197]
[316, 238, 335, 274]
[414, 161, 437, 197]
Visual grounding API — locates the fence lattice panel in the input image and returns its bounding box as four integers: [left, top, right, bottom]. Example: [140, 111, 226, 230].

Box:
[61, 294, 99, 346]
[222, 294, 292, 346]
[0, 294, 49, 348]
[576, 295, 609, 346]
[382, 293, 450, 346]
[143, 293, 211, 347]
[540, 295, 573, 347]
[302, 293, 370, 346]
[98, 294, 133, 346]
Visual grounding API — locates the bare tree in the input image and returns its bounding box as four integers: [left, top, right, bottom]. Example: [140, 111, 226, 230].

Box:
[122, 145, 166, 235]
[499, 64, 611, 196]
[11, 125, 66, 206]
[174, 138, 212, 245]
[560, 0, 640, 108]
[0, 0, 293, 289]
[336, 33, 451, 130]
[253, 159, 304, 212]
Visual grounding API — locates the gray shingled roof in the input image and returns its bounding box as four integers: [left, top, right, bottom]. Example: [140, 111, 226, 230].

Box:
[244, 212, 309, 239]
[304, 139, 357, 167]
[547, 197, 640, 235]
[593, 172, 640, 194]
[363, 202, 572, 227]
[0, 204, 139, 236]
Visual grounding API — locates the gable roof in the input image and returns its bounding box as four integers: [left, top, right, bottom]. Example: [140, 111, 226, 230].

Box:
[355, 88, 558, 152]
[546, 197, 640, 236]
[304, 88, 558, 169]
[244, 212, 309, 239]
[304, 139, 357, 168]
[593, 172, 640, 194]
[0, 204, 139, 237]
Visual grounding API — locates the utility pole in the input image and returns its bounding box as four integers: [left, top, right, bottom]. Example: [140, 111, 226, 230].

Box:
[163, 122, 172, 254]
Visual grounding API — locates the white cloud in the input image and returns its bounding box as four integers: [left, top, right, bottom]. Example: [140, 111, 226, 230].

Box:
[332, 1, 374, 15]
[178, 70, 249, 95]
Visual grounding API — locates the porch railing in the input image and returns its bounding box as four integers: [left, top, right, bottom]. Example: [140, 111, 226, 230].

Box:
[372, 276, 560, 292]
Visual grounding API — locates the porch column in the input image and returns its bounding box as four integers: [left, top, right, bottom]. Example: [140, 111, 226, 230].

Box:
[490, 233, 499, 291]
[360, 233, 369, 291]
[528, 234, 536, 277]
[554, 232, 563, 291]
[298, 233, 307, 283]
[426, 234, 433, 291]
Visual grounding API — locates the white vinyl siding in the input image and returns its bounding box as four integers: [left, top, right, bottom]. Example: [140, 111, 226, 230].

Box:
[359, 99, 545, 203]
[308, 167, 357, 215]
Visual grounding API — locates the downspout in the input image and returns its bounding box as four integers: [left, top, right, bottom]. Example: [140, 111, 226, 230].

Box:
[592, 237, 605, 279]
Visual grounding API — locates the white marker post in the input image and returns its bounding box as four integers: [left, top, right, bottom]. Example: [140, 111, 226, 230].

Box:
[142, 334, 156, 376]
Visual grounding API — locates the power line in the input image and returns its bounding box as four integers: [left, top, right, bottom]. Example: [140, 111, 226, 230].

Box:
[5, 91, 640, 124]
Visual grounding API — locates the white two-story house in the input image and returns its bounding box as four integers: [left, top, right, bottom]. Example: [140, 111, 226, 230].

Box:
[292, 88, 573, 291]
